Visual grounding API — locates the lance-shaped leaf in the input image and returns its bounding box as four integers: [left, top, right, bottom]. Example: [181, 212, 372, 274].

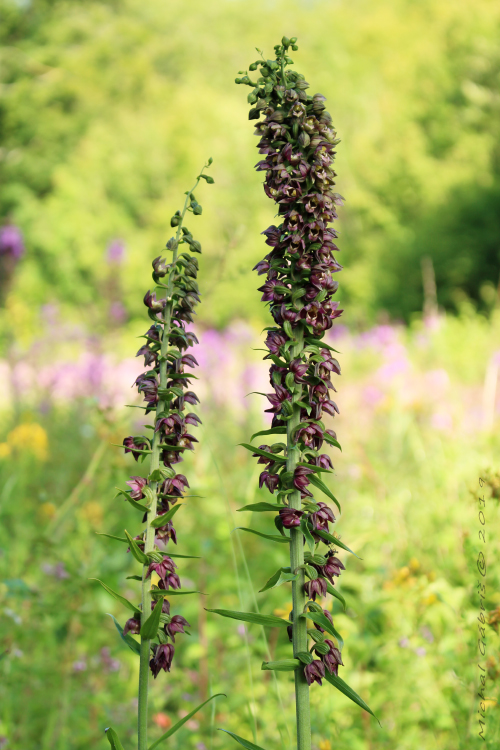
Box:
[234, 527, 290, 544]
[151, 589, 204, 598]
[150, 503, 182, 529]
[114, 487, 150, 513]
[237, 502, 283, 513]
[107, 613, 141, 655]
[111, 443, 152, 456]
[206, 609, 290, 629]
[90, 579, 139, 614]
[259, 567, 298, 592]
[148, 694, 226, 750]
[105, 727, 125, 750]
[300, 517, 315, 554]
[326, 581, 347, 611]
[250, 426, 287, 441]
[218, 729, 268, 750]
[140, 597, 163, 639]
[324, 671, 378, 721]
[163, 553, 201, 559]
[124, 530, 149, 564]
[261, 659, 300, 671]
[96, 532, 127, 543]
[307, 474, 341, 513]
[323, 433, 342, 451]
[305, 337, 339, 353]
[315, 529, 360, 558]
[300, 611, 344, 651]
[238, 443, 286, 463]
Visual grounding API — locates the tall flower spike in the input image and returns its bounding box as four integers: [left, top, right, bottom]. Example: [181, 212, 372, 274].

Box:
[212, 38, 375, 750]
[96, 160, 216, 750]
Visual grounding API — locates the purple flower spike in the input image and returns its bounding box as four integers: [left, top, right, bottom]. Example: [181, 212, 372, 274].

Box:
[150, 643, 175, 678]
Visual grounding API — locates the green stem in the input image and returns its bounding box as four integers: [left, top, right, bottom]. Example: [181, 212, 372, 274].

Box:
[137, 166, 208, 750]
[286, 327, 311, 750]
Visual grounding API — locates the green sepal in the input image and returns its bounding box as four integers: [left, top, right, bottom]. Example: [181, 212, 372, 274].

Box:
[307, 474, 341, 513]
[126, 575, 142, 581]
[326, 581, 347, 610]
[315, 529, 360, 558]
[141, 597, 163, 639]
[206, 608, 290, 628]
[218, 729, 268, 750]
[300, 611, 344, 651]
[300, 517, 315, 554]
[324, 671, 379, 722]
[105, 727, 125, 750]
[90, 579, 139, 614]
[148, 694, 225, 750]
[238, 443, 286, 463]
[106, 613, 141, 655]
[124, 530, 149, 564]
[234, 527, 290, 544]
[296, 651, 313, 665]
[261, 659, 299, 671]
[259, 567, 298, 592]
[236, 502, 283, 513]
[149, 503, 182, 529]
[250, 426, 287, 441]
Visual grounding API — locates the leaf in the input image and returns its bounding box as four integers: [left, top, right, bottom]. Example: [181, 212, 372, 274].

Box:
[123, 495, 150, 514]
[105, 727, 125, 750]
[259, 567, 298, 592]
[305, 337, 339, 353]
[323, 433, 342, 451]
[148, 694, 225, 750]
[111, 443, 151, 455]
[307, 474, 341, 513]
[151, 589, 204, 598]
[96, 533, 127, 543]
[164, 553, 201, 559]
[300, 517, 315, 554]
[149, 504, 182, 529]
[107, 614, 141, 655]
[238, 443, 286, 463]
[236, 502, 283, 513]
[234, 527, 290, 544]
[90, 579, 138, 613]
[206, 609, 289, 629]
[218, 729, 268, 750]
[124, 530, 149, 564]
[261, 659, 299, 671]
[300, 611, 344, 651]
[250, 426, 287, 441]
[315, 529, 360, 558]
[324, 671, 378, 721]
[141, 597, 163, 639]
[326, 581, 347, 610]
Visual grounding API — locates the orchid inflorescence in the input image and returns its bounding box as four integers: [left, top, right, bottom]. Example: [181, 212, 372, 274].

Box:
[97, 161, 223, 750]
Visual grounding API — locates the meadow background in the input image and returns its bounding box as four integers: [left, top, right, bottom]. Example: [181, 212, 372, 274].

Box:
[1, 0, 500, 748]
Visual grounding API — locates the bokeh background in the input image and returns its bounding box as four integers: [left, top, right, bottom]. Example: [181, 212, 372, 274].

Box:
[1, 0, 499, 748]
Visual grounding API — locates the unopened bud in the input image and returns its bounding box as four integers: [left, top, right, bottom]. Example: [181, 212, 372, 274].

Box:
[281, 36, 290, 47]
[298, 131, 310, 148]
[170, 211, 182, 227]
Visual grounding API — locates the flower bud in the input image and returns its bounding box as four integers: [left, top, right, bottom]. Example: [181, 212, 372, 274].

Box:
[281, 36, 290, 47]
[170, 211, 182, 227]
[298, 132, 310, 149]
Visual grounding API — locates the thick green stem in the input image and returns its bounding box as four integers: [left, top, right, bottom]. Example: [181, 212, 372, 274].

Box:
[286, 327, 311, 750]
[137, 170, 205, 750]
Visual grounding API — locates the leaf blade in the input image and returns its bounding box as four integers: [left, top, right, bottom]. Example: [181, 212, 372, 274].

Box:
[307, 474, 341, 513]
[324, 671, 378, 721]
[106, 613, 141, 655]
[259, 567, 298, 592]
[105, 727, 125, 750]
[234, 527, 290, 544]
[90, 579, 138, 613]
[148, 694, 225, 750]
[218, 729, 269, 750]
[140, 597, 163, 639]
[206, 608, 289, 629]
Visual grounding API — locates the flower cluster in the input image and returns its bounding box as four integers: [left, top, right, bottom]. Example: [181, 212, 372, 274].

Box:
[237, 39, 345, 686]
[0, 223, 25, 304]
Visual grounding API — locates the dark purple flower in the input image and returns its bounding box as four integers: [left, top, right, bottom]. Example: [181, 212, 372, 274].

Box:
[123, 617, 141, 635]
[279, 507, 304, 528]
[136, 344, 157, 367]
[165, 615, 190, 642]
[320, 553, 345, 583]
[150, 643, 174, 678]
[304, 577, 328, 601]
[126, 475, 147, 500]
[123, 436, 150, 461]
[289, 359, 309, 382]
[146, 557, 177, 582]
[265, 330, 287, 354]
[313, 609, 334, 633]
[259, 471, 280, 493]
[314, 454, 334, 470]
[293, 466, 314, 497]
[143, 290, 166, 312]
[304, 659, 325, 686]
[321, 639, 343, 675]
[310, 502, 336, 534]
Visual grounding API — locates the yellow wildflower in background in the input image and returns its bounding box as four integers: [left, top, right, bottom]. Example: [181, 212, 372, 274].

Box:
[319, 740, 331, 750]
[0, 443, 11, 459]
[79, 501, 103, 526]
[7, 423, 48, 461]
[39, 502, 56, 519]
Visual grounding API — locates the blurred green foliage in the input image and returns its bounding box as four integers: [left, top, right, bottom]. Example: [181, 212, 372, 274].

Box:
[1, 0, 499, 327]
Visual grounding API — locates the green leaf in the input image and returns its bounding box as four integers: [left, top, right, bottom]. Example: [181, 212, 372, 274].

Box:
[326, 581, 347, 610]
[163, 553, 201, 559]
[305, 337, 339, 353]
[96, 533, 127, 543]
[124, 530, 149, 564]
[106, 614, 141, 655]
[307, 474, 341, 513]
[261, 658, 299, 671]
[206, 609, 289, 629]
[300, 517, 315, 554]
[250, 427, 287, 441]
[300, 611, 344, 651]
[234, 527, 290, 544]
[111, 443, 152, 455]
[323, 433, 342, 451]
[315, 529, 360, 558]
[141, 597, 163, 639]
[90, 579, 138, 613]
[149, 503, 182, 529]
[324, 671, 378, 721]
[296, 651, 314, 664]
[218, 729, 268, 750]
[148, 694, 225, 750]
[150, 589, 204, 598]
[236, 502, 283, 513]
[124, 495, 150, 513]
[259, 567, 298, 592]
[238, 443, 286, 463]
[105, 727, 125, 750]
